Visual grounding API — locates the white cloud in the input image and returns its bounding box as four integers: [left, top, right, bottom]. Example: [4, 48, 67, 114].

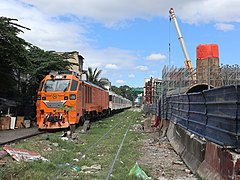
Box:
[1, 0, 89, 51]
[1, 0, 239, 54]
[128, 74, 135, 78]
[2, 0, 240, 87]
[136, 66, 148, 71]
[21, 0, 240, 26]
[83, 47, 137, 71]
[167, 0, 240, 24]
[214, 23, 235, 32]
[146, 53, 166, 61]
[105, 64, 119, 69]
[116, 80, 125, 84]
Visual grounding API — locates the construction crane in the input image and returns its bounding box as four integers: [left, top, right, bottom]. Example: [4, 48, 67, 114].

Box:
[169, 8, 196, 81]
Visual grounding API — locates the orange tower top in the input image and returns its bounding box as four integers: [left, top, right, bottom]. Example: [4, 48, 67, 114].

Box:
[196, 44, 219, 60]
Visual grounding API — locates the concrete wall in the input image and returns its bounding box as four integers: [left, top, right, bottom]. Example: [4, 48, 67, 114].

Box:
[167, 121, 240, 179]
[167, 121, 206, 173]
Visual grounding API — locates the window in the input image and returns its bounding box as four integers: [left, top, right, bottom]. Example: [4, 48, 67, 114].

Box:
[70, 80, 78, 91]
[44, 80, 70, 92]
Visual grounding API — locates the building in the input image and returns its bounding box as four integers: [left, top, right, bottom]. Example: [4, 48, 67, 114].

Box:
[56, 51, 85, 79]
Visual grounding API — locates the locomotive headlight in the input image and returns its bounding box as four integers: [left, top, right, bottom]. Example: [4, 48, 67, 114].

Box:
[69, 94, 76, 100]
[64, 96, 68, 100]
[55, 75, 62, 79]
[37, 95, 41, 100]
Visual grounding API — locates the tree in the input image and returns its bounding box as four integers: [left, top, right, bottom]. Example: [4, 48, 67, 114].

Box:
[22, 46, 74, 117]
[0, 17, 31, 99]
[0, 16, 75, 118]
[111, 85, 122, 95]
[86, 67, 109, 88]
[111, 85, 137, 101]
[99, 77, 111, 89]
[28, 46, 73, 85]
[86, 67, 102, 84]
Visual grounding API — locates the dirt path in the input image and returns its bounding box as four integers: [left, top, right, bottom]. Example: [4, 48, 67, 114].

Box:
[139, 117, 198, 180]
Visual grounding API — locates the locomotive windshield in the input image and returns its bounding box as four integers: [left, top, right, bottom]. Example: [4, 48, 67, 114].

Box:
[44, 79, 70, 92]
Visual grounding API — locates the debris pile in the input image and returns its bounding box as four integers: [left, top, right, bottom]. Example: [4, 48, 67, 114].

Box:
[139, 134, 197, 179]
[131, 124, 144, 132]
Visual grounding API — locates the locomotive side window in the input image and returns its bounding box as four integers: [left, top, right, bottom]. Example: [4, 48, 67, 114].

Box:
[44, 80, 70, 92]
[109, 95, 112, 101]
[70, 80, 78, 91]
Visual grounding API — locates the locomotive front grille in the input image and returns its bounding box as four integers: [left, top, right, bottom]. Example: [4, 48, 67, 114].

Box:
[43, 100, 66, 108]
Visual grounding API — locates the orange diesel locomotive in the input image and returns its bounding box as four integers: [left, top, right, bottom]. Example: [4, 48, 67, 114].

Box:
[36, 71, 109, 129]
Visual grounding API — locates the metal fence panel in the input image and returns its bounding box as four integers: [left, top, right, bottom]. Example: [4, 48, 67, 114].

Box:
[164, 96, 169, 120]
[163, 85, 240, 150]
[178, 94, 189, 128]
[143, 104, 157, 115]
[170, 95, 179, 123]
[237, 85, 240, 149]
[188, 92, 206, 136]
[165, 97, 171, 120]
[204, 85, 238, 148]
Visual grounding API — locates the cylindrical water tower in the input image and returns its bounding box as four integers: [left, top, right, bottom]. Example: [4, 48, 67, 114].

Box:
[196, 44, 220, 87]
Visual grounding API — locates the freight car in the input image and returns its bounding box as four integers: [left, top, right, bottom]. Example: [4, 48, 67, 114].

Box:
[36, 71, 132, 130]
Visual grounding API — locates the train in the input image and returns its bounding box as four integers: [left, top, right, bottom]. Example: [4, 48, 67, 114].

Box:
[36, 71, 132, 130]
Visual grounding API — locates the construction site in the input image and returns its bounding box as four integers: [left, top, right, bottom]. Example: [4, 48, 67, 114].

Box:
[142, 8, 240, 180]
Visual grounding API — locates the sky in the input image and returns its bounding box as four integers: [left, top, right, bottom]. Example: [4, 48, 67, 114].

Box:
[1, 0, 240, 87]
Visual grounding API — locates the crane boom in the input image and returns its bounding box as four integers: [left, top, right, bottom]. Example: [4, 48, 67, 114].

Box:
[169, 8, 193, 70]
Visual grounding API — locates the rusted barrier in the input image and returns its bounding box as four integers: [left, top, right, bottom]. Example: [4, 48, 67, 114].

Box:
[197, 141, 240, 180]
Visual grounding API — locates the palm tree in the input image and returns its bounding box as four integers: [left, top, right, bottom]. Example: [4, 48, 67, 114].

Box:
[99, 77, 111, 90]
[86, 67, 102, 84]
[86, 67, 110, 89]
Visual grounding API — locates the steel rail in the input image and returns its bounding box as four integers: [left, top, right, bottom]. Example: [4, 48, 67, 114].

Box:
[105, 119, 133, 180]
[53, 120, 122, 180]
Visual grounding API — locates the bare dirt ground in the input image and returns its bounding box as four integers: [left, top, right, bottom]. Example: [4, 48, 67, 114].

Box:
[138, 115, 198, 180]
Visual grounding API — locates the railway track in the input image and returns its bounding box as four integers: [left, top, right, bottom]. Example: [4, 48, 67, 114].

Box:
[105, 117, 133, 180]
[53, 109, 140, 179]
[0, 109, 143, 180]
[53, 120, 122, 179]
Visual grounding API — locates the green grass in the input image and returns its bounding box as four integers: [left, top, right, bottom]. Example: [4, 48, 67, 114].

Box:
[0, 109, 145, 180]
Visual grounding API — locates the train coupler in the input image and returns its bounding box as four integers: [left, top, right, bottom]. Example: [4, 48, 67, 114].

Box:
[42, 113, 64, 126]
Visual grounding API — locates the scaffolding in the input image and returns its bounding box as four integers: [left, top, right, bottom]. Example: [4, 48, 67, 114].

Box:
[143, 78, 162, 114]
[162, 63, 240, 93]
[143, 63, 240, 116]
[219, 64, 240, 86]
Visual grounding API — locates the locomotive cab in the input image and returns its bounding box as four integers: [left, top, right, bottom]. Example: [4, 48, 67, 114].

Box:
[36, 72, 82, 129]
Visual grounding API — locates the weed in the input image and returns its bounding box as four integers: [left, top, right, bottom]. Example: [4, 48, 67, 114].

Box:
[0, 109, 145, 179]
